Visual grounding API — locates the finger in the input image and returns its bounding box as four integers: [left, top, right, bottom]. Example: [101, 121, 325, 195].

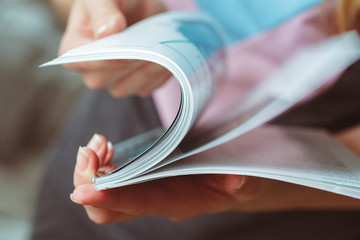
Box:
[108, 62, 170, 98]
[64, 59, 133, 73]
[96, 164, 117, 177]
[86, 134, 108, 165]
[78, 60, 145, 89]
[73, 147, 100, 187]
[69, 0, 127, 39]
[103, 141, 114, 166]
[71, 183, 147, 216]
[70, 191, 136, 224]
[83, 205, 137, 224]
[223, 175, 263, 201]
[136, 69, 172, 97]
[71, 175, 234, 221]
[96, 141, 115, 177]
[59, 0, 126, 57]
[106, 62, 151, 97]
[59, 0, 93, 54]
[223, 174, 246, 194]
[85, 0, 126, 39]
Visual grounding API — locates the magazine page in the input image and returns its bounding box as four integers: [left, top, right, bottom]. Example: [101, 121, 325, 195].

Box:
[180, 30, 360, 156]
[42, 11, 227, 176]
[93, 31, 360, 193]
[138, 30, 360, 172]
[42, 10, 360, 196]
[99, 125, 360, 199]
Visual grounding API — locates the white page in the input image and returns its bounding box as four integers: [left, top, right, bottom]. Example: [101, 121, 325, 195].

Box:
[42, 11, 228, 177]
[168, 30, 360, 159]
[94, 31, 360, 189]
[41, 10, 360, 195]
[130, 30, 360, 174]
[42, 11, 226, 124]
[98, 126, 360, 199]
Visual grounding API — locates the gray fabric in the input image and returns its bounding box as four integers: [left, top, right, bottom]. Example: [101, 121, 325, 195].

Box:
[31, 60, 360, 240]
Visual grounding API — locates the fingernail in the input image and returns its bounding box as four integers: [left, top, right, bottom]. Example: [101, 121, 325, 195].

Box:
[88, 133, 102, 151]
[95, 17, 117, 39]
[235, 176, 247, 191]
[77, 146, 89, 173]
[107, 141, 113, 151]
[70, 193, 83, 204]
[96, 164, 117, 177]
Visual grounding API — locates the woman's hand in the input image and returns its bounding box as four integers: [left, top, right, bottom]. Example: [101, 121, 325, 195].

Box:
[60, 0, 171, 97]
[71, 134, 253, 224]
[70, 130, 360, 225]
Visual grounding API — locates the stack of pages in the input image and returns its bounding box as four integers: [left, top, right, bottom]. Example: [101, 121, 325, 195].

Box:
[43, 11, 360, 199]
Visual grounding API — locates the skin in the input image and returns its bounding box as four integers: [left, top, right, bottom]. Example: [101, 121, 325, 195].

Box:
[70, 125, 360, 225]
[58, 0, 172, 98]
[55, 0, 360, 224]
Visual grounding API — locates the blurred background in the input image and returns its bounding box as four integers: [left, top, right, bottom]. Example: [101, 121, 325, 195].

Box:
[0, 0, 83, 239]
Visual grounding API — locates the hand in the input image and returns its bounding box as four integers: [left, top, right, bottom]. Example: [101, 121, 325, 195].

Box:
[60, 0, 171, 97]
[71, 134, 258, 223]
[71, 132, 360, 224]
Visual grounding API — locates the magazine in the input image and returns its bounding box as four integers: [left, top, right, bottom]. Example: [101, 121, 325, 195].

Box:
[42, 11, 360, 198]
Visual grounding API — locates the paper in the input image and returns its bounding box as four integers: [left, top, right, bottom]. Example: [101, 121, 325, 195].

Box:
[42, 11, 360, 199]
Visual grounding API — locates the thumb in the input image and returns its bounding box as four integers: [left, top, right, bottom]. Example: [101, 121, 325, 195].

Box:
[73, 147, 100, 187]
[87, 0, 127, 39]
[69, 0, 127, 39]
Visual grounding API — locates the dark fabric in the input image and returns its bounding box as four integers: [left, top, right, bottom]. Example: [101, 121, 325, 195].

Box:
[31, 61, 360, 240]
[272, 60, 360, 133]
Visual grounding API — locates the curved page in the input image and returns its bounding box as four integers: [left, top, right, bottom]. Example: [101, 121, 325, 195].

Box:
[107, 126, 360, 199]
[41, 11, 227, 182]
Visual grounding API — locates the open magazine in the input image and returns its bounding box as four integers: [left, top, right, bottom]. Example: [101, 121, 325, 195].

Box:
[42, 11, 360, 198]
